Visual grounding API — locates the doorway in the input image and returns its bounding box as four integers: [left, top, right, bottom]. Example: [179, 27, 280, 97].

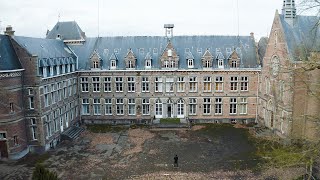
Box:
[0, 140, 8, 158]
[167, 104, 172, 118]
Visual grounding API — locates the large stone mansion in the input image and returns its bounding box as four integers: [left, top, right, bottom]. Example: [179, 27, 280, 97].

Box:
[0, 0, 319, 159]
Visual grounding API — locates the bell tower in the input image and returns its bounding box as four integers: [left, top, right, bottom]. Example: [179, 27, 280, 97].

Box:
[164, 24, 174, 40]
[282, 0, 296, 26]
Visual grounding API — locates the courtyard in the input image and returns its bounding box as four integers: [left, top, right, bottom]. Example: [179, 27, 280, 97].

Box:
[0, 124, 305, 179]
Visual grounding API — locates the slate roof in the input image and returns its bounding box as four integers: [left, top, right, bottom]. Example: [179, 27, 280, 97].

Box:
[69, 35, 259, 70]
[13, 36, 77, 66]
[0, 35, 22, 70]
[280, 14, 320, 60]
[46, 21, 86, 41]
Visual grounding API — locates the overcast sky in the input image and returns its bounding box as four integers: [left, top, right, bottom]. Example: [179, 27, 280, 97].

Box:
[0, 0, 308, 40]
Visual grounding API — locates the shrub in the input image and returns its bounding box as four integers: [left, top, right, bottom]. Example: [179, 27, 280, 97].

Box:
[32, 163, 58, 180]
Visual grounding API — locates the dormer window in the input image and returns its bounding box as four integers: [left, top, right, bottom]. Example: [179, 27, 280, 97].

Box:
[145, 60, 151, 68]
[111, 60, 116, 70]
[205, 60, 210, 68]
[231, 60, 237, 68]
[93, 61, 99, 68]
[218, 59, 224, 68]
[188, 59, 194, 68]
[128, 61, 134, 68]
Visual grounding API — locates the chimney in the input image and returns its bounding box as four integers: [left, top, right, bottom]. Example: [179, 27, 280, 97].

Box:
[4, 25, 15, 36]
[250, 32, 254, 38]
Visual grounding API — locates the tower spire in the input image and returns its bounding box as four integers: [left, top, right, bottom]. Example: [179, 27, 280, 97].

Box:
[282, 0, 296, 26]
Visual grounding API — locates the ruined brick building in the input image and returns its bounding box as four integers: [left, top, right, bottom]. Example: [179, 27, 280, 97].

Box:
[0, 0, 319, 159]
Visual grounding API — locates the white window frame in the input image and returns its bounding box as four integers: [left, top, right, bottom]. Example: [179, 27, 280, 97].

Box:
[203, 76, 212, 92]
[189, 76, 197, 92]
[230, 76, 238, 91]
[116, 98, 124, 115]
[127, 77, 135, 92]
[230, 98, 237, 114]
[82, 99, 90, 115]
[203, 98, 211, 115]
[177, 77, 185, 92]
[115, 77, 123, 92]
[104, 77, 112, 92]
[128, 99, 136, 115]
[166, 77, 174, 93]
[92, 77, 100, 92]
[155, 77, 163, 92]
[239, 97, 247, 115]
[215, 98, 223, 115]
[93, 98, 101, 115]
[142, 99, 150, 115]
[240, 76, 249, 91]
[142, 77, 150, 92]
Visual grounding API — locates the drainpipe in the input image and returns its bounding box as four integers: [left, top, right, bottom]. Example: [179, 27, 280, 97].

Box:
[255, 72, 260, 123]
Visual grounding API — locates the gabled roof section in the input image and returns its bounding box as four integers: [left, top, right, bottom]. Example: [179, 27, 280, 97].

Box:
[185, 52, 194, 59]
[202, 49, 213, 58]
[13, 36, 76, 60]
[280, 14, 320, 60]
[0, 35, 22, 70]
[125, 49, 136, 59]
[160, 41, 179, 57]
[90, 50, 101, 60]
[145, 52, 152, 59]
[216, 51, 225, 60]
[228, 50, 240, 59]
[46, 21, 86, 41]
[69, 35, 258, 70]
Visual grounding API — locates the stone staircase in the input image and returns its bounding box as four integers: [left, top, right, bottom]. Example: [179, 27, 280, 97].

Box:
[61, 126, 85, 141]
[152, 118, 191, 129]
[254, 126, 274, 137]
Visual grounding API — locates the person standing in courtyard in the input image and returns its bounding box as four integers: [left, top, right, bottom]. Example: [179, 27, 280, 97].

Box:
[174, 155, 178, 167]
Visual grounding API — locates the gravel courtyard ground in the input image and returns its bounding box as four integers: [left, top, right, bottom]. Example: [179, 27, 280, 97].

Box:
[0, 124, 304, 179]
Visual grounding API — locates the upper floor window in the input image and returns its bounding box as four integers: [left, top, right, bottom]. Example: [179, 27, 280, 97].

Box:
[166, 78, 174, 93]
[128, 61, 134, 68]
[215, 76, 224, 92]
[115, 77, 123, 92]
[92, 77, 100, 92]
[230, 76, 238, 91]
[142, 77, 150, 92]
[104, 77, 112, 92]
[155, 77, 163, 92]
[177, 77, 185, 92]
[203, 77, 212, 92]
[240, 76, 249, 91]
[80, 77, 89, 92]
[127, 77, 135, 92]
[189, 77, 197, 92]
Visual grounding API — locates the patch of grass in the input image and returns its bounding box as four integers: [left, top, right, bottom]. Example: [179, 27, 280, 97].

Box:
[86, 124, 128, 133]
[36, 153, 51, 164]
[130, 124, 150, 129]
[160, 118, 180, 124]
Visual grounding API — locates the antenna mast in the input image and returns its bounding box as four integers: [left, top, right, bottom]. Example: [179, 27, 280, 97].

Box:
[98, 0, 100, 37]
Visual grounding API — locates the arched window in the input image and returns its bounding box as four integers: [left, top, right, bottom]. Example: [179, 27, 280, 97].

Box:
[177, 99, 184, 116]
[155, 99, 162, 115]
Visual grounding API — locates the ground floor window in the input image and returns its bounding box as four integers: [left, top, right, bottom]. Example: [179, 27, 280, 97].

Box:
[177, 99, 184, 116]
[82, 99, 89, 115]
[215, 98, 222, 115]
[239, 98, 247, 114]
[203, 98, 211, 115]
[189, 98, 197, 115]
[93, 98, 101, 115]
[105, 98, 112, 115]
[230, 98, 237, 114]
[128, 99, 136, 115]
[155, 99, 162, 116]
[142, 99, 150, 115]
[116, 99, 124, 115]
